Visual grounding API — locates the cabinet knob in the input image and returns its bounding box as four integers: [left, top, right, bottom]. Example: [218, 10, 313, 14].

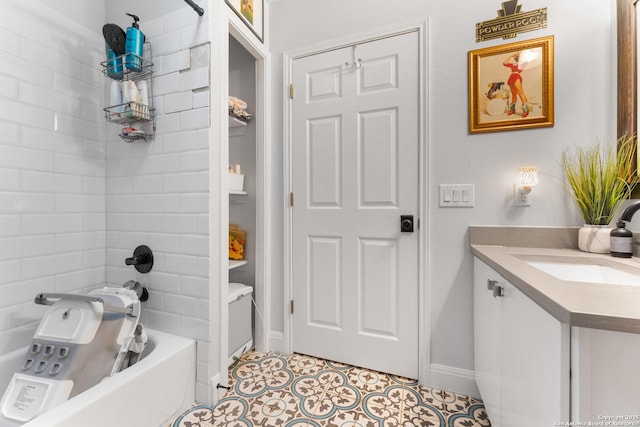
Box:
[487, 279, 498, 291]
[492, 285, 504, 298]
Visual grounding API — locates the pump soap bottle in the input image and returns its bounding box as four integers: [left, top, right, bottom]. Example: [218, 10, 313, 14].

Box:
[610, 220, 633, 258]
[125, 13, 144, 72]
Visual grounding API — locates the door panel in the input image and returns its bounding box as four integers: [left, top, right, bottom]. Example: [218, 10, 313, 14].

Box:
[308, 116, 342, 207]
[307, 66, 343, 101]
[359, 238, 398, 338]
[359, 54, 398, 94]
[308, 235, 342, 329]
[291, 31, 420, 379]
[359, 108, 398, 207]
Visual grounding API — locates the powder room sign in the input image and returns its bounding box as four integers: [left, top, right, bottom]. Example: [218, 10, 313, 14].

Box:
[476, 0, 548, 42]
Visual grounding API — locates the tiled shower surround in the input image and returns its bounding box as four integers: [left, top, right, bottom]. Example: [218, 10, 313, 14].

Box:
[105, 9, 211, 401]
[0, 2, 106, 355]
[0, 1, 212, 401]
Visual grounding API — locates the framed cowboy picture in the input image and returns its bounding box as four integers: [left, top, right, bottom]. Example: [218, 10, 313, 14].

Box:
[468, 35, 554, 133]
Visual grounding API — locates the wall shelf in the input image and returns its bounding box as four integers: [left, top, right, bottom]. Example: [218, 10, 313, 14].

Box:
[104, 102, 155, 124]
[229, 115, 248, 137]
[102, 44, 155, 143]
[229, 260, 248, 270]
[101, 53, 154, 82]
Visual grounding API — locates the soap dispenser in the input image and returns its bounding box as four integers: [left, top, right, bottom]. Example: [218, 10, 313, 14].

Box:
[125, 13, 144, 72]
[610, 220, 633, 258]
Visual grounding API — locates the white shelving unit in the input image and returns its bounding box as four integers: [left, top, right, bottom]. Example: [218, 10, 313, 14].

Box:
[229, 115, 248, 137]
[225, 35, 257, 369]
[229, 260, 248, 270]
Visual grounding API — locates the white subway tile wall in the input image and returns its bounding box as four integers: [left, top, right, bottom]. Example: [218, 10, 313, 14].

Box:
[0, 2, 106, 354]
[0, 1, 211, 403]
[104, 8, 211, 401]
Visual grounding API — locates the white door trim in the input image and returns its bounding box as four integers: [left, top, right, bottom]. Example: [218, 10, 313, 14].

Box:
[227, 11, 272, 357]
[283, 18, 430, 384]
[208, 1, 272, 402]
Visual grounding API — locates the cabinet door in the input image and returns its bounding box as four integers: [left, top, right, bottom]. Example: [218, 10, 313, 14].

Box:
[473, 258, 502, 427]
[500, 280, 570, 426]
[572, 327, 640, 419]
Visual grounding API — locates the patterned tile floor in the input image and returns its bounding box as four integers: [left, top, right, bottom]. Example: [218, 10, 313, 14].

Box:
[170, 351, 491, 427]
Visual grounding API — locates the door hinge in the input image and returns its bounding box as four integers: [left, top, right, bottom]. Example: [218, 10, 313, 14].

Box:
[290, 300, 294, 314]
[289, 192, 294, 207]
[289, 83, 294, 99]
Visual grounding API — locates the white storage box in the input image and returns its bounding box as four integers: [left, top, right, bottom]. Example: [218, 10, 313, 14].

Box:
[228, 173, 245, 192]
[228, 283, 252, 365]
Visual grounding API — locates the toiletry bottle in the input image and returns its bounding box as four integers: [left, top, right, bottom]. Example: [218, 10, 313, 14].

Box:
[610, 220, 633, 258]
[103, 23, 126, 78]
[137, 80, 149, 119]
[105, 42, 123, 78]
[123, 81, 142, 119]
[109, 80, 124, 120]
[125, 13, 144, 72]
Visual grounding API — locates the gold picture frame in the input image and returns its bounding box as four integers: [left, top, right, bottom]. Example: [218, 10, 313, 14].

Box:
[226, 0, 264, 43]
[468, 35, 554, 133]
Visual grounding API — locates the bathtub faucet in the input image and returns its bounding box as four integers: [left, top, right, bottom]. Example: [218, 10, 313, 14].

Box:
[122, 280, 149, 302]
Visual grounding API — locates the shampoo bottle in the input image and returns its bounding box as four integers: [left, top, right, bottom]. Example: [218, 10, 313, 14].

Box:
[109, 81, 123, 115]
[137, 80, 149, 118]
[610, 220, 633, 258]
[123, 81, 141, 119]
[125, 13, 144, 72]
[105, 42, 123, 78]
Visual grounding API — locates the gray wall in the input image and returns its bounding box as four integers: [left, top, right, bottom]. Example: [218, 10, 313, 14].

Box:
[268, 0, 616, 386]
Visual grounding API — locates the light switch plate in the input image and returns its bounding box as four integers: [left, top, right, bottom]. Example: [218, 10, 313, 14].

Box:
[439, 184, 474, 208]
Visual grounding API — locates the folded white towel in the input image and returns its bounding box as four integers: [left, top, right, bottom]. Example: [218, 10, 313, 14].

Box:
[229, 96, 247, 110]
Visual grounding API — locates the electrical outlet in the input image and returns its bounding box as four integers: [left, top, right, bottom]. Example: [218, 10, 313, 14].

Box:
[514, 184, 531, 207]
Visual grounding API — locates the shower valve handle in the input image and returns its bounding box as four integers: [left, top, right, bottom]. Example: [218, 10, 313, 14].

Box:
[125, 245, 154, 273]
[125, 253, 150, 265]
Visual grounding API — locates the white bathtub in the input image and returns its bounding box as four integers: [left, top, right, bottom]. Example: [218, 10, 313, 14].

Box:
[0, 329, 195, 427]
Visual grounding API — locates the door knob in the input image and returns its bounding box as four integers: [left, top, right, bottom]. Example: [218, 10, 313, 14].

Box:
[400, 215, 414, 232]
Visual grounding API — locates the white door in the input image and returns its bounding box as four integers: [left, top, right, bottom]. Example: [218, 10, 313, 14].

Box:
[290, 31, 420, 379]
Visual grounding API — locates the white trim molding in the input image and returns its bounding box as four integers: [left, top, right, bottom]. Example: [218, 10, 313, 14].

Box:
[208, 0, 272, 404]
[429, 364, 480, 400]
[269, 332, 285, 353]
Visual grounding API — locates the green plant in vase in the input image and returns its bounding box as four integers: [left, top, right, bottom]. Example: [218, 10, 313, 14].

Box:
[561, 135, 638, 252]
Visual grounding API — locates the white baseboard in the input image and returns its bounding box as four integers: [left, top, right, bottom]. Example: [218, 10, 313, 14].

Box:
[269, 331, 285, 353]
[228, 339, 253, 367]
[429, 364, 480, 399]
[265, 335, 479, 399]
[209, 373, 221, 404]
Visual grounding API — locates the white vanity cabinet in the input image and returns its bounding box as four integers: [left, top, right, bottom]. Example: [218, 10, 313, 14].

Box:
[474, 258, 570, 426]
[571, 327, 640, 421]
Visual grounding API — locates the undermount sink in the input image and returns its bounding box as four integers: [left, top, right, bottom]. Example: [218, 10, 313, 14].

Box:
[523, 257, 640, 287]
